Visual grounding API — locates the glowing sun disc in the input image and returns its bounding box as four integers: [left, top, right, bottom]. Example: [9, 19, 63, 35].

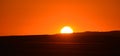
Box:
[60, 26, 73, 34]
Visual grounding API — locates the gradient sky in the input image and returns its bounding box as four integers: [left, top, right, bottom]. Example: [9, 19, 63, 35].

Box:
[0, 0, 120, 36]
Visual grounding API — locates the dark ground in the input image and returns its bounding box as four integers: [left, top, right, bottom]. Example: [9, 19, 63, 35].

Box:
[0, 31, 120, 56]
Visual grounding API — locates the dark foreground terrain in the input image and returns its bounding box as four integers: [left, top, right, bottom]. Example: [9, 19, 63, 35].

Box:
[0, 31, 120, 56]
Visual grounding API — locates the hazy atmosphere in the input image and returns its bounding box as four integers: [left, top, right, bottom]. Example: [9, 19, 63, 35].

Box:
[0, 0, 120, 36]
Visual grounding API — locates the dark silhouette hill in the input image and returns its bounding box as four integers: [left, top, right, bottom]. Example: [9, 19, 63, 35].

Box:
[0, 31, 120, 56]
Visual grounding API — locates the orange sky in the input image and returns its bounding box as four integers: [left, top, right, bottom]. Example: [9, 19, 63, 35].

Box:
[0, 0, 120, 36]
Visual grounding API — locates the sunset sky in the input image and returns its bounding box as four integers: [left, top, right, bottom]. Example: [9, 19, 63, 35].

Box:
[0, 0, 120, 36]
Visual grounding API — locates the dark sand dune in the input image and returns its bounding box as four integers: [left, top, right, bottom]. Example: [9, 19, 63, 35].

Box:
[0, 31, 120, 56]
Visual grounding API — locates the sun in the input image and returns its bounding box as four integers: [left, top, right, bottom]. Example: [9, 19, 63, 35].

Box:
[60, 26, 73, 34]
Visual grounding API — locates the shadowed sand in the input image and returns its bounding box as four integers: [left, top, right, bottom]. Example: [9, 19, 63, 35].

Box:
[0, 31, 120, 56]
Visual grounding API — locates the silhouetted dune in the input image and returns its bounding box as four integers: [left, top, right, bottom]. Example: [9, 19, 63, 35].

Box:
[0, 31, 120, 56]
